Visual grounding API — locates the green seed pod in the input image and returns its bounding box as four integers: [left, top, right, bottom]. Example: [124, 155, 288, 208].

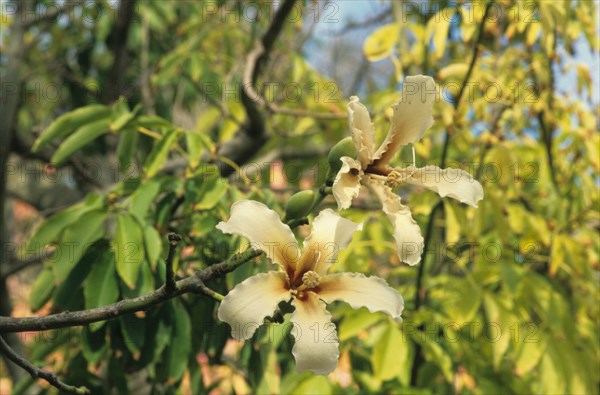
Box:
[326, 137, 357, 182]
[285, 190, 316, 221]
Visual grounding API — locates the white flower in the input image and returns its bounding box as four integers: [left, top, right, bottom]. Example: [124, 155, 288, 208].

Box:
[332, 75, 484, 266]
[216, 200, 404, 375]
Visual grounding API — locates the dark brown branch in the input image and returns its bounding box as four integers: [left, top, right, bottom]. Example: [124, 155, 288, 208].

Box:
[213, 0, 298, 177]
[0, 249, 262, 334]
[106, 0, 137, 102]
[0, 335, 89, 394]
[0, 251, 52, 282]
[164, 233, 182, 294]
[1, 0, 29, 383]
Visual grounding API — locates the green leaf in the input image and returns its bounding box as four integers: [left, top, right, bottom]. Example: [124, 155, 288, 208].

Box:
[53, 242, 96, 309]
[143, 225, 162, 268]
[143, 130, 180, 177]
[185, 130, 214, 169]
[82, 326, 107, 364]
[443, 279, 482, 323]
[444, 202, 461, 244]
[27, 194, 103, 252]
[29, 267, 56, 312]
[121, 260, 155, 299]
[32, 105, 110, 152]
[165, 299, 191, 382]
[372, 323, 410, 383]
[338, 307, 383, 341]
[110, 100, 138, 133]
[426, 9, 453, 59]
[420, 339, 453, 382]
[483, 294, 512, 370]
[129, 178, 162, 221]
[52, 210, 107, 282]
[116, 129, 139, 171]
[137, 114, 172, 129]
[538, 344, 566, 394]
[363, 23, 400, 61]
[83, 248, 119, 328]
[114, 214, 145, 289]
[119, 314, 146, 358]
[185, 171, 228, 211]
[51, 118, 111, 165]
[514, 337, 546, 375]
[290, 376, 332, 395]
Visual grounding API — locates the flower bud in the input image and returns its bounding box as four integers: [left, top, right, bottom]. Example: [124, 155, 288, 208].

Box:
[326, 137, 357, 182]
[285, 190, 316, 221]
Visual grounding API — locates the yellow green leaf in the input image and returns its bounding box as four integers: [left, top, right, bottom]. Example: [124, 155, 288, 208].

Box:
[363, 23, 400, 62]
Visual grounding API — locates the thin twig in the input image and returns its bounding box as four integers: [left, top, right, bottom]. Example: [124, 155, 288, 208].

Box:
[164, 233, 182, 294]
[0, 335, 90, 394]
[440, 2, 494, 168]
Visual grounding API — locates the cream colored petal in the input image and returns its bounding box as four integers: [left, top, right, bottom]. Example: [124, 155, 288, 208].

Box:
[372, 75, 436, 166]
[317, 273, 404, 323]
[291, 292, 339, 375]
[216, 200, 299, 271]
[348, 96, 376, 166]
[406, 165, 484, 208]
[217, 272, 290, 341]
[367, 178, 424, 266]
[295, 209, 363, 278]
[332, 157, 363, 210]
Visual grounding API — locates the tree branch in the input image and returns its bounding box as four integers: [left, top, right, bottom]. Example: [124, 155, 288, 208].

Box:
[106, 0, 137, 102]
[213, 0, 298, 176]
[0, 249, 262, 334]
[0, 335, 89, 394]
[0, 250, 52, 282]
[1, 0, 30, 383]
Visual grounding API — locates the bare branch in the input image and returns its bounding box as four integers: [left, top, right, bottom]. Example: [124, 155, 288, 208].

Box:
[0, 335, 90, 394]
[0, 249, 262, 334]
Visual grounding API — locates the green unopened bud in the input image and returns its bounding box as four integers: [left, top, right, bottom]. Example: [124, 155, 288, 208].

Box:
[326, 137, 357, 182]
[285, 190, 316, 221]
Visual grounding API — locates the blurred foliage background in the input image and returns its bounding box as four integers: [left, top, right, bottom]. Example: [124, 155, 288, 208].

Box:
[1, 0, 598, 394]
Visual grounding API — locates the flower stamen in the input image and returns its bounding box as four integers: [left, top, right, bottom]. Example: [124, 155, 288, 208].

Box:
[296, 270, 320, 292]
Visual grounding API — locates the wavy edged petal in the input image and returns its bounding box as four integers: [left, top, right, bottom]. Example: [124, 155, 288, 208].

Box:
[216, 200, 299, 271]
[291, 292, 339, 375]
[296, 209, 363, 278]
[332, 157, 363, 210]
[367, 178, 424, 265]
[407, 165, 484, 208]
[317, 273, 404, 323]
[372, 75, 436, 166]
[217, 272, 290, 341]
[348, 96, 376, 166]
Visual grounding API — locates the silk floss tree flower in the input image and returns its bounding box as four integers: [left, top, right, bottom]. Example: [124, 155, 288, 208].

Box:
[216, 200, 404, 375]
[332, 75, 484, 266]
